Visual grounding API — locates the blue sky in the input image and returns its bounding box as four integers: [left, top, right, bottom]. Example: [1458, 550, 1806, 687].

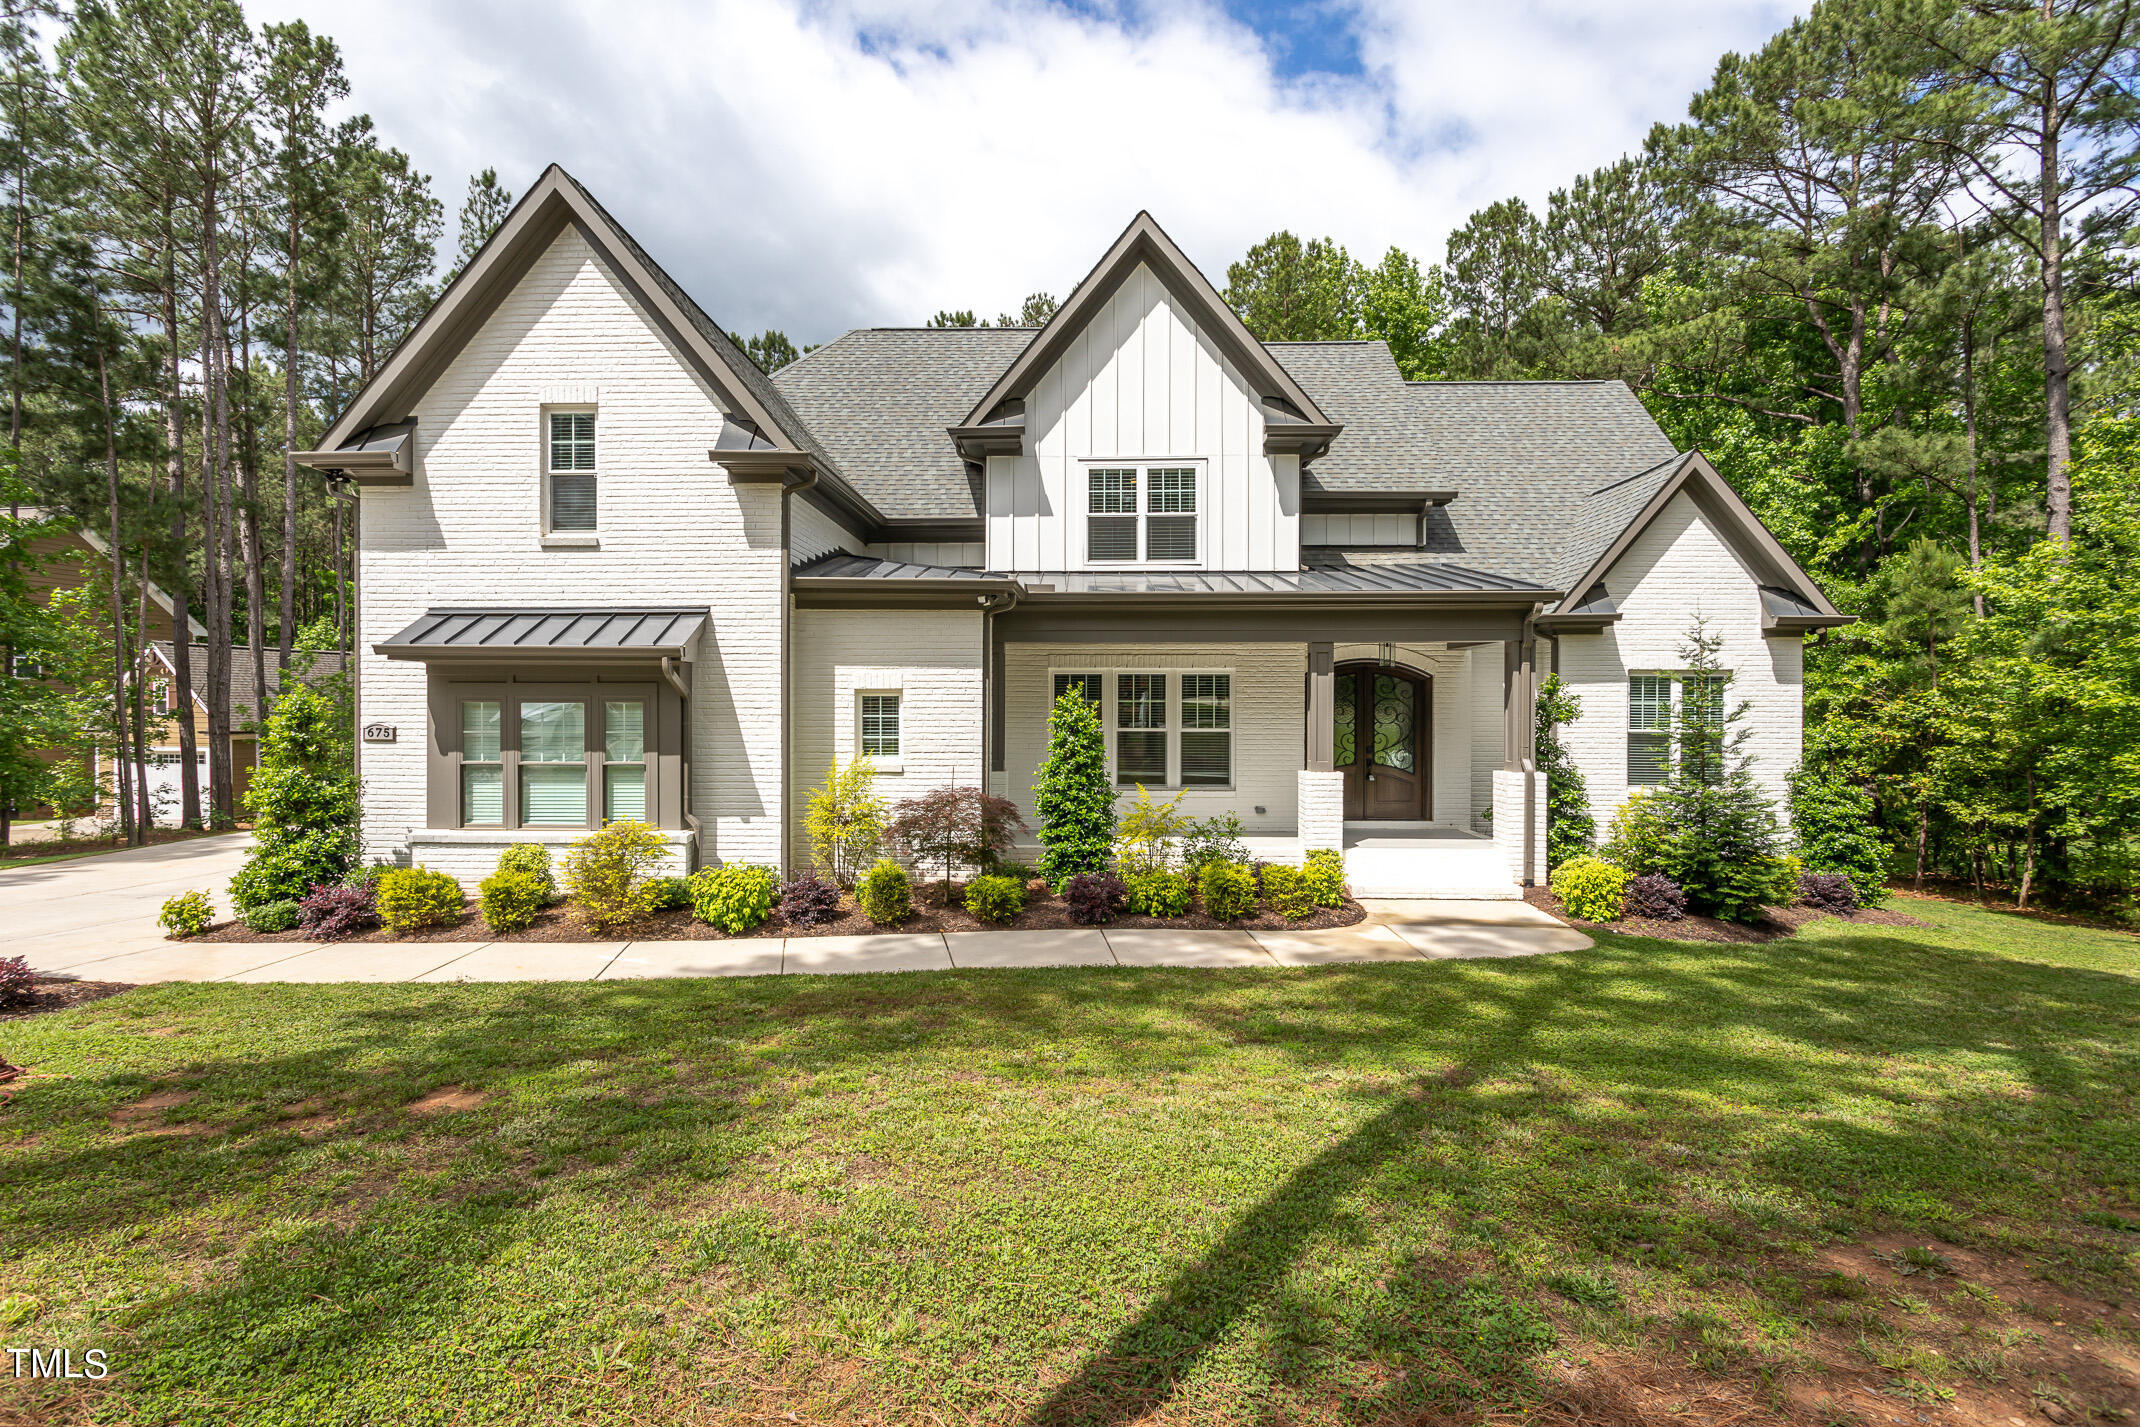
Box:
[256, 0, 1807, 344]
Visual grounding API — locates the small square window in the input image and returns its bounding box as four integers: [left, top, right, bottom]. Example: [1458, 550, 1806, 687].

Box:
[860, 693, 900, 758]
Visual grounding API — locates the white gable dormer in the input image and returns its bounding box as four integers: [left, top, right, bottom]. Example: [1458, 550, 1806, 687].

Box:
[960, 214, 1338, 575]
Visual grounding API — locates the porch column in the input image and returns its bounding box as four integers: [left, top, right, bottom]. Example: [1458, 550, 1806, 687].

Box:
[1493, 623, 1545, 885]
[1298, 641, 1343, 856]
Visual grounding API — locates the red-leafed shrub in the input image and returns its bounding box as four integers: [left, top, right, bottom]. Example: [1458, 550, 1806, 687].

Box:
[1064, 871, 1128, 925]
[1797, 872, 1858, 915]
[298, 882, 380, 940]
[777, 873, 843, 927]
[0, 955, 33, 1008]
[1623, 873, 1687, 921]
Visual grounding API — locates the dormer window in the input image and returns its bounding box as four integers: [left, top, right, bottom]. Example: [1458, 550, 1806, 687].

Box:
[547, 410, 597, 531]
[1085, 462, 1201, 566]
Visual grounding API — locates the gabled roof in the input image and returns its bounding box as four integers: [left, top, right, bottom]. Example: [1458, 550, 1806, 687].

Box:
[1550, 451, 1850, 632]
[149, 642, 348, 723]
[311, 165, 826, 469]
[955, 212, 1337, 448]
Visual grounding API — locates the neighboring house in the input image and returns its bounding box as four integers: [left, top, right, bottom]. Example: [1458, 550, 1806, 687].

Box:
[134, 643, 350, 822]
[298, 165, 1849, 896]
[5, 513, 200, 822]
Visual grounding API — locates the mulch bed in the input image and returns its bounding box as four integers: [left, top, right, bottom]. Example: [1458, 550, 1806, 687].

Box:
[191, 880, 1368, 944]
[1523, 885, 1930, 944]
[1, 976, 137, 1022]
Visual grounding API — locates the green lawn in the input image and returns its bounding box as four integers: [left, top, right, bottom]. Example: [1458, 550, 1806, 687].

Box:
[3, 897, 2136, 1426]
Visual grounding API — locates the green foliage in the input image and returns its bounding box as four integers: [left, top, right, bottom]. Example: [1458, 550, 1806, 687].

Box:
[1551, 856, 1630, 922]
[239, 899, 301, 935]
[1302, 848, 1347, 908]
[962, 874, 1027, 925]
[1535, 674, 1595, 869]
[560, 820, 670, 931]
[0, 488, 75, 828]
[1125, 869, 1191, 918]
[650, 876, 692, 911]
[1114, 783, 1187, 874]
[1197, 860, 1256, 921]
[1033, 685, 1115, 886]
[494, 843, 556, 899]
[478, 870, 550, 933]
[228, 683, 359, 910]
[686, 863, 780, 934]
[157, 890, 214, 938]
[856, 859, 912, 926]
[1788, 764, 1890, 907]
[374, 866, 464, 935]
[1603, 792, 1673, 876]
[1258, 864, 1316, 920]
[1180, 814, 1248, 873]
[806, 758, 887, 889]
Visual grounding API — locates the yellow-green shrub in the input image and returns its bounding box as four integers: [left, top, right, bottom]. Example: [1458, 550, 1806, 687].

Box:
[1259, 864, 1316, 920]
[1198, 860, 1256, 920]
[158, 889, 214, 938]
[963, 874, 1026, 924]
[1126, 869, 1191, 917]
[857, 859, 912, 925]
[1302, 848, 1346, 907]
[479, 869, 550, 933]
[375, 866, 465, 934]
[561, 820, 670, 930]
[1551, 855, 1629, 922]
[687, 863, 780, 934]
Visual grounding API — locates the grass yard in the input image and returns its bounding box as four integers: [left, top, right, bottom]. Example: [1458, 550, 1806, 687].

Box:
[1, 896, 2135, 1426]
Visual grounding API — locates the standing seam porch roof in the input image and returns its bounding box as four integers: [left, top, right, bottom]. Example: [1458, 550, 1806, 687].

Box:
[377, 608, 709, 657]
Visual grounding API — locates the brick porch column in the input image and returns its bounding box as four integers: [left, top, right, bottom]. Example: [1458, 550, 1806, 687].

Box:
[1299, 642, 1343, 854]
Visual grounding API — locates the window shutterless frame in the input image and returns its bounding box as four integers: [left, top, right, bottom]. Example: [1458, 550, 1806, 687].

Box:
[544, 407, 598, 533]
[435, 680, 664, 830]
[1051, 667, 1234, 791]
[1627, 672, 1728, 786]
[1081, 460, 1204, 568]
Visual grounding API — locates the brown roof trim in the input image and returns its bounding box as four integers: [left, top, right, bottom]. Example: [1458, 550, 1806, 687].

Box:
[956, 211, 1338, 444]
[1301, 490, 1458, 513]
[1553, 452, 1849, 629]
[318, 165, 809, 461]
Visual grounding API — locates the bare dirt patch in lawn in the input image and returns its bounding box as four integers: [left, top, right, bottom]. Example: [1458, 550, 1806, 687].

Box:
[0, 976, 135, 1022]
[110, 1087, 206, 1136]
[403, 1085, 492, 1116]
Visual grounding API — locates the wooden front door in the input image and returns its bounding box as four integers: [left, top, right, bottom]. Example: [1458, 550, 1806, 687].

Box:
[1335, 664, 1430, 821]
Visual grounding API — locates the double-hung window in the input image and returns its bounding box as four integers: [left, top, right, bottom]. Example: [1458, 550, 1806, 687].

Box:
[1627, 673, 1726, 786]
[452, 689, 655, 829]
[462, 700, 504, 823]
[1115, 674, 1168, 785]
[1052, 672, 1103, 708]
[859, 693, 901, 759]
[548, 411, 597, 531]
[519, 700, 588, 825]
[1049, 670, 1232, 789]
[1179, 675, 1230, 786]
[604, 700, 647, 823]
[1086, 464, 1200, 565]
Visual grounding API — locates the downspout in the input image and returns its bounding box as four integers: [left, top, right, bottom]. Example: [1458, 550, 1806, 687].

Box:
[977, 583, 1022, 793]
[778, 462, 818, 876]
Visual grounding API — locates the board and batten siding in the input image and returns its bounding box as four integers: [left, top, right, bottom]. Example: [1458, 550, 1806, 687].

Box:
[998, 642, 1304, 835]
[1302, 513, 1416, 547]
[356, 226, 787, 872]
[1555, 492, 1803, 831]
[987, 261, 1299, 574]
[787, 608, 984, 875]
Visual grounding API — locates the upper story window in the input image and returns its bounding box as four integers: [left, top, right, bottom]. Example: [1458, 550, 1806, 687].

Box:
[547, 411, 597, 531]
[1085, 463, 1200, 566]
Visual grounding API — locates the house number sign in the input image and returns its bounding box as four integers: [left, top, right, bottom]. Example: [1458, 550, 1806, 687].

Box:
[362, 723, 398, 743]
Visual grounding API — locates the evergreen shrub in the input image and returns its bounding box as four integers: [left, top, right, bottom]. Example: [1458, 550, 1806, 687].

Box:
[240, 899, 301, 935]
[1197, 860, 1256, 920]
[494, 843, 556, 898]
[375, 867, 464, 934]
[1302, 848, 1347, 907]
[562, 820, 670, 930]
[478, 870, 550, 933]
[158, 890, 214, 938]
[1259, 864, 1316, 920]
[1126, 869, 1191, 917]
[1550, 855, 1628, 922]
[1787, 764, 1890, 906]
[856, 859, 912, 925]
[228, 684, 358, 911]
[1034, 686, 1114, 885]
[963, 874, 1026, 924]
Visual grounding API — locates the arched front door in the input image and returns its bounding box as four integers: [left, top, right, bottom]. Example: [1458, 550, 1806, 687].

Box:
[1334, 663, 1431, 821]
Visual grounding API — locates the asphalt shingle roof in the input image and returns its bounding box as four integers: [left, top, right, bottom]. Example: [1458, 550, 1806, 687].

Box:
[152, 643, 349, 725]
[773, 328, 1037, 521]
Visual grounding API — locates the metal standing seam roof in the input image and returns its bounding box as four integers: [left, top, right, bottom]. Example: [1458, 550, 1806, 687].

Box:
[790, 554, 1552, 598]
[378, 608, 709, 654]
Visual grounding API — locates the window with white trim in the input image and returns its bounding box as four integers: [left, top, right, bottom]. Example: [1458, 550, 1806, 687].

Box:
[1052, 672, 1102, 707]
[1627, 672, 1725, 786]
[1179, 674, 1230, 786]
[1047, 669, 1234, 790]
[547, 411, 597, 531]
[1085, 463, 1200, 565]
[859, 693, 901, 758]
[450, 689, 654, 830]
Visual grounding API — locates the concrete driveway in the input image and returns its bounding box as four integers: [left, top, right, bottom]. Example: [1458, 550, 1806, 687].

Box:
[3, 833, 254, 975]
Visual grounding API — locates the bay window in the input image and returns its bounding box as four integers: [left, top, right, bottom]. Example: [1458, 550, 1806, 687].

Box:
[436, 681, 670, 830]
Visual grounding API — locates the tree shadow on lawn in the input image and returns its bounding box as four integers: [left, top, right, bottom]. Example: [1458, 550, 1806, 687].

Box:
[1, 931, 2133, 1422]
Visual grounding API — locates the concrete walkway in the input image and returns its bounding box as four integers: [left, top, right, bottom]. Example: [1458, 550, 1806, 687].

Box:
[6, 837, 1589, 985]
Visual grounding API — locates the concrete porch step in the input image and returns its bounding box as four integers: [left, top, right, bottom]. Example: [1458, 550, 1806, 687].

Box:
[1341, 837, 1522, 900]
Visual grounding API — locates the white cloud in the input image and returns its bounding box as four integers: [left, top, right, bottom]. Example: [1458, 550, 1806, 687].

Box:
[247, 0, 1807, 343]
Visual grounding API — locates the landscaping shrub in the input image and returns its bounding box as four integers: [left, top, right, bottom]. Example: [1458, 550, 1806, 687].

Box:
[1799, 871, 1858, 914]
[1115, 784, 1188, 874]
[990, 858, 1035, 882]
[239, 899, 301, 935]
[777, 872, 843, 927]
[561, 819, 671, 931]
[688, 863, 780, 934]
[1180, 814, 1248, 874]
[478, 869, 550, 933]
[1259, 864, 1316, 920]
[1551, 855, 1629, 922]
[857, 859, 912, 925]
[0, 955, 31, 1008]
[1126, 869, 1191, 917]
[1034, 684, 1114, 886]
[374, 866, 464, 935]
[1197, 860, 1256, 920]
[806, 758, 887, 888]
[651, 876, 692, 911]
[297, 882, 378, 939]
[494, 843, 557, 899]
[1623, 873, 1687, 921]
[1302, 848, 1347, 908]
[1603, 792, 1672, 876]
[341, 863, 390, 891]
[1536, 673, 1596, 868]
[158, 890, 214, 938]
[887, 786, 1027, 901]
[1064, 871, 1127, 925]
[228, 683, 359, 912]
[963, 874, 1027, 924]
[1787, 762, 1890, 907]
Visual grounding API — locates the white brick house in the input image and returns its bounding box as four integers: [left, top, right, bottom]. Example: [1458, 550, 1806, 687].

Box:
[300, 166, 1849, 895]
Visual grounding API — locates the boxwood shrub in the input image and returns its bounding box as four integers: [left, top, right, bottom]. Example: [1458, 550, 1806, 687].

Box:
[963, 874, 1027, 924]
[479, 869, 551, 933]
[857, 859, 912, 925]
[687, 863, 780, 934]
[1197, 861, 1256, 921]
[1259, 864, 1316, 920]
[1302, 848, 1346, 907]
[1126, 869, 1191, 917]
[374, 867, 465, 935]
[1550, 855, 1629, 922]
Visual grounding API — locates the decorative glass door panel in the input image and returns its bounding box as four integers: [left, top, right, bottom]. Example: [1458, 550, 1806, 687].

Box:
[1334, 664, 1429, 820]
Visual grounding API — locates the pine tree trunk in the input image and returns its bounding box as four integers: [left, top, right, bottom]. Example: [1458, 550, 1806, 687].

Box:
[2038, 81, 2072, 545]
[95, 329, 137, 846]
[237, 282, 268, 741]
[280, 203, 299, 670]
[162, 269, 201, 830]
[132, 544, 152, 834]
